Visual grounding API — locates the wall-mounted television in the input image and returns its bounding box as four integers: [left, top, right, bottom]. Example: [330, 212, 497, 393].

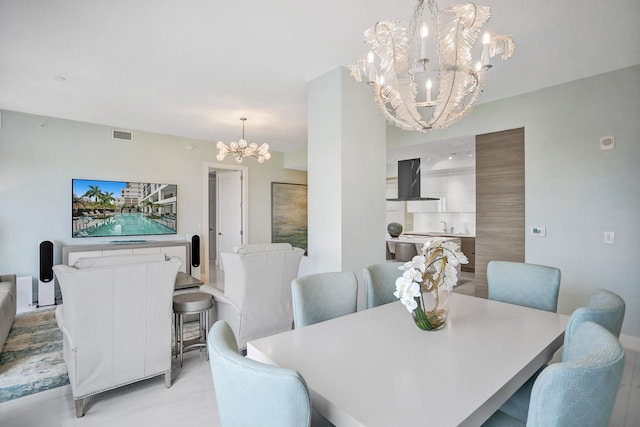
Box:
[72, 179, 177, 238]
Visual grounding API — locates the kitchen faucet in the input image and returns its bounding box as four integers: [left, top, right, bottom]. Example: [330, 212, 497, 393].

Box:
[440, 221, 447, 233]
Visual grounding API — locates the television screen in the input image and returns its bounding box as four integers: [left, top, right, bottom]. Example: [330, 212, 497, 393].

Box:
[72, 179, 177, 238]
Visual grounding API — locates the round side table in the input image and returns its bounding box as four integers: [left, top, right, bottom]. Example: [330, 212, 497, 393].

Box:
[173, 292, 213, 367]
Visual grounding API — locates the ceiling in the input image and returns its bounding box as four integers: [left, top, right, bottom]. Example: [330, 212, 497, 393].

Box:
[387, 135, 476, 176]
[1, 0, 638, 153]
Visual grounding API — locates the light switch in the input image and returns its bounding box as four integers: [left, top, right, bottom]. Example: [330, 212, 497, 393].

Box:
[604, 232, 615, 244]
[530, 227, 546, 237]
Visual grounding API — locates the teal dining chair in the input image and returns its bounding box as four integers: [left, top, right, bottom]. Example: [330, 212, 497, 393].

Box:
[562, 288, 625, 360]
[487, 261, 561, 312]
[363, 262, 404, 309]
[207, 320, 334, 427]
[499, 288, 626, 422]
[483, 321, 624, 427]
[291, 272, 358, 328]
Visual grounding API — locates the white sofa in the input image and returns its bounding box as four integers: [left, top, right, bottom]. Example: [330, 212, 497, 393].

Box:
[200, 243, 304, 349]
[0, 274, 17, 351]
[53, 253, 180, 417]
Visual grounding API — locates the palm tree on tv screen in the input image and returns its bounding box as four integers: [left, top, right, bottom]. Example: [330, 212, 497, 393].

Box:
[72, 194, 88, 217]
[83, 185, 102, 203]
[99, 192, 116, 212]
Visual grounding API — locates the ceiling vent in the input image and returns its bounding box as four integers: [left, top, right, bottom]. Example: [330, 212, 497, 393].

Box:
[112, 129, 133, 141]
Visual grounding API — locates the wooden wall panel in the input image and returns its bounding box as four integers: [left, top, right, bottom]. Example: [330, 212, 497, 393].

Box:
[475, 128, 525, 297]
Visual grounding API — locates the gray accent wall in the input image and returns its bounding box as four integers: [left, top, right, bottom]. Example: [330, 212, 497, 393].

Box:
[387, 65, 640, 341]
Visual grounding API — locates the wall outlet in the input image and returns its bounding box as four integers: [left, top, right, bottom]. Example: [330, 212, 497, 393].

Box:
[530, 227, 546, 237]
[604, 231, 615, 244]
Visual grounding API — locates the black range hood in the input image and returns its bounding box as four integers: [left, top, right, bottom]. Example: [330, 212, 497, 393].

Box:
[386, 158, 439, 201]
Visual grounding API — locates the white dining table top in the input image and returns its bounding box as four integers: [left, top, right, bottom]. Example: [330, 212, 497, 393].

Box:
[247, 293, 568, 427]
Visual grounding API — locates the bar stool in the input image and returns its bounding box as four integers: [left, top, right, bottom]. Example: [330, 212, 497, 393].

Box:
[395, 242, 418, 262]
[173, 292, 213, 367]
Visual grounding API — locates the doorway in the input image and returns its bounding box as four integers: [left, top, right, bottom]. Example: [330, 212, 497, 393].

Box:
[203, 162, 249, 283]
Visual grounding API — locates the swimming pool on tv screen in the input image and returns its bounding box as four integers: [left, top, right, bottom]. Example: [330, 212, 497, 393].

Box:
[73, 213, 176, 237]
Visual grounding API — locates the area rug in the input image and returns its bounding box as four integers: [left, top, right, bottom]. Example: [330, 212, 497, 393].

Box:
[0, 309, 202, 403]
[0, 308, 69, 402]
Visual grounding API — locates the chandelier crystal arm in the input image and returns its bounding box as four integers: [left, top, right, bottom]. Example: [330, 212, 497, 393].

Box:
[366, 21, 427, 131]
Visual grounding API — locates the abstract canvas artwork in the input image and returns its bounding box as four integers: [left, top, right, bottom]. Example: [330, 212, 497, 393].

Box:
[271, 182, 308, 254]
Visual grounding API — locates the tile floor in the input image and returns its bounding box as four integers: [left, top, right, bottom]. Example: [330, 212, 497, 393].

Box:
[1, 345, 637, 427]
[0, 271, 637, 427]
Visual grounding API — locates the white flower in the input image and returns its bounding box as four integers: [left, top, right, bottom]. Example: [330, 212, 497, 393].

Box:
[394, 238, 469, 311]
[402, 267, 423, 283]
[420, 241, 433, 253]
[442, 263, 459, 291]
[394, 276, 421, 312]
[401, 255, 426, 273]
[440, 240, 469, 265]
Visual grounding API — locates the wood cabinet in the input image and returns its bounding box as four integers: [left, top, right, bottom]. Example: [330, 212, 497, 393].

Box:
[475, 128, 525, 297]
[460, 237, 476, 273]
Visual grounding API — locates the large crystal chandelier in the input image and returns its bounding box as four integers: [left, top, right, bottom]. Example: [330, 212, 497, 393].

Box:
[216, 117, 271, 163]
[350, 0, 515, 132]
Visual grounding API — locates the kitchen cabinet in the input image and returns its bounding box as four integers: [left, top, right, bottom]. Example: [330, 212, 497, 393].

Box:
[460, 237, 475, 273]
[401, 170, 475, 213]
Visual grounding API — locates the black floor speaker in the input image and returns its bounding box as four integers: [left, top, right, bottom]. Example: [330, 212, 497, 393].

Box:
[191, 235, 200, 268]
[38, 240, 56, 307]
[39, 240, 54, 282]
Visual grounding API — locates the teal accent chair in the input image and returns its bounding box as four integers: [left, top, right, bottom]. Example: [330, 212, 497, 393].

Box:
[291, 272, 358, 328]
[363, 262, 403, 309]
[499, 288, 626, 422]
[487, 261, 561, 312]
[483, 321, 624, 427]
[208, 320, 334, 427]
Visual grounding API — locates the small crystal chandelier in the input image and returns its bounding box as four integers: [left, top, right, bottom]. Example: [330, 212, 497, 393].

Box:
[350, 0, 515, 132]
[216, 117, 271, 163]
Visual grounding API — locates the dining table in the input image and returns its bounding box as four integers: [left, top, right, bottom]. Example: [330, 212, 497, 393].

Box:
[247, 293, 568, 427]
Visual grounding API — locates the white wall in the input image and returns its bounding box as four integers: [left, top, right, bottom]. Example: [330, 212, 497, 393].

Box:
[0, 110, 306, 298]
[307, 66, 387, 308]
[387, 65, 640, 340]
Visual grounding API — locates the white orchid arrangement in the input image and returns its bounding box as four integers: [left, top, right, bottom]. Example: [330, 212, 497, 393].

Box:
[394, 239, 469, 315]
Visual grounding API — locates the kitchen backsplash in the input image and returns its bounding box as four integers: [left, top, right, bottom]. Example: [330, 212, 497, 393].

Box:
[411, 212, 476, 236]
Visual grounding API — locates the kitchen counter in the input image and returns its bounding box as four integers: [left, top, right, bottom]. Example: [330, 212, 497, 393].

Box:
[387, 233, 476, 273]
[386, 235, 461, 254]
[404, 231, 476, 238]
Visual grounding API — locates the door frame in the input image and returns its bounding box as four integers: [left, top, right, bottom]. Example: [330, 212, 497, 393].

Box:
[202, 162, 249, 283]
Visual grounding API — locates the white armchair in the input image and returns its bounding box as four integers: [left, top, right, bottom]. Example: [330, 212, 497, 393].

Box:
[200, 243, 304, 350]
[53, 253, 181, 417]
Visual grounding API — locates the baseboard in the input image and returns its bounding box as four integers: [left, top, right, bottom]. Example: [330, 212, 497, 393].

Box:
[620, 333, 640, 352]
